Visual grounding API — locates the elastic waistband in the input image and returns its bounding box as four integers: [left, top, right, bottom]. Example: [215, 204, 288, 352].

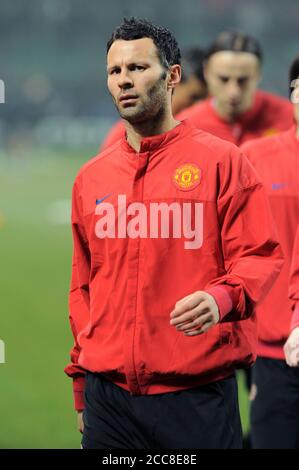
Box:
[86, 368, 237, 396]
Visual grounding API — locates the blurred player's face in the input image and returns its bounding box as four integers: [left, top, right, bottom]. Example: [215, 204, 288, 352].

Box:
[172, 75, 207, 114]
[293, 77, 299, 125]
[107, 38, 172, 123]
[204, 51, 261, 120]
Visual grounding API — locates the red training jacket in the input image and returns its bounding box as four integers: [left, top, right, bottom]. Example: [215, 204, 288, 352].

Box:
[289, 227, 299, 331]
[241, 127, 299, 359]
[65, 120, 283, 410]
[177, 90, 294, 146]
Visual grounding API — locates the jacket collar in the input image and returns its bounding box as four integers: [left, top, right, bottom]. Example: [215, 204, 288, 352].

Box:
[121, 120, 191, 155]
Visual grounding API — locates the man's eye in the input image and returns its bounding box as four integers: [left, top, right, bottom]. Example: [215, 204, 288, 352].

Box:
[237, 78, 248, 86]
[219, 77, 229, 83]
[131, 65, 145, 71]
[110, 69, 120, 75]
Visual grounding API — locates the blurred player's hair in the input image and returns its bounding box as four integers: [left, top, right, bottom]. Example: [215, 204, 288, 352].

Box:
[206, 31, 263, 63]
[289, 54, 299, 92]
[181, 47, 206, 84]
[107, 17, 181, 70]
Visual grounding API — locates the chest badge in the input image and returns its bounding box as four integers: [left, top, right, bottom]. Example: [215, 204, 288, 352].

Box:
[173, 163, 201, 191]
[262, 128, 279, 137]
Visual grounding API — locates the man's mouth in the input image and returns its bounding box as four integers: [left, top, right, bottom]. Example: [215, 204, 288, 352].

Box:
[228, 100, 240, 108]
[119, 94, 138, 105]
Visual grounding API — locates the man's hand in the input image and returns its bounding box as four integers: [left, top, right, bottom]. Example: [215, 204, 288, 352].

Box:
[77, 411, 84, 434]
[284, 327, 299, 367]
[170, 291, 220, 336]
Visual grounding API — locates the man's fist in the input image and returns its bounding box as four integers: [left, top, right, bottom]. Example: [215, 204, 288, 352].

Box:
[170, 291, 220, 336]
[284, 327, 299, 367]
[77, 411, 84, 434]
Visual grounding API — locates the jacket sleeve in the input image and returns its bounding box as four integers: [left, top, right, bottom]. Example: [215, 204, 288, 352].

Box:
[205, 146, 284, 322]
[64, 177, 90, 411]
[289, 227, 299, 331]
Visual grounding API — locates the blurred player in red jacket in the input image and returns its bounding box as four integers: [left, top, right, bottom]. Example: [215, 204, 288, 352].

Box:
[100, 46, 208, 151]
[178, 31, 294, 145]
[284, 226, 299, 367]
[241, 55, 299, 449]
[65, 18, 283, 449]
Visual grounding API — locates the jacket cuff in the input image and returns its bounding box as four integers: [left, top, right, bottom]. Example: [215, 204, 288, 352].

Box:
[205, 285, 234, 321]
[73, 376, 85, 411]
[290, 303, 299, 332]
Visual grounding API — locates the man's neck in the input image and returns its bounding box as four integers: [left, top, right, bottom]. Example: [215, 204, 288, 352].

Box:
[124, 113, 180, 152]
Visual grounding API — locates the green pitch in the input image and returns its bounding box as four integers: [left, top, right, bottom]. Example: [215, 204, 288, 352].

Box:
[0, 150, 249, 448]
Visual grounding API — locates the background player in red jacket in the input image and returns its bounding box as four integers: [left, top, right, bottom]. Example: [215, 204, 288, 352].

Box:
[65, 18, 283, 449]
[178, 31, 294, 145]
[284, 226, 299, 367]
[241, 54, 299, 449]
[100, 46, 208, 151]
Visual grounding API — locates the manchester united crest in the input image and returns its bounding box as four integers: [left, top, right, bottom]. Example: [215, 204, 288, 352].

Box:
[173, 163, 201, 191]
[262, 128, 279, 137]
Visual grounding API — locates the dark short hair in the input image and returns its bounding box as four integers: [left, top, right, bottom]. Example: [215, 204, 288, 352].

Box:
[289, 54, 299, 94]
[107, 17, 181, 69]
[181, 47, 206, 83]
[206, 31, 263, 63]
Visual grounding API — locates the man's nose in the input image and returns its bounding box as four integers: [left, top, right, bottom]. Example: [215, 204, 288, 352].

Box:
[227, 80, 241, 98]
[118, 70, 133, 89]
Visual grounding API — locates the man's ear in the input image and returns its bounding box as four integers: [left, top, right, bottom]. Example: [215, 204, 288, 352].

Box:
[167, 64, 181, 90]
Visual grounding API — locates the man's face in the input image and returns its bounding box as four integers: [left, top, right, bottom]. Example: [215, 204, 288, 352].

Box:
[292, 76, 299, 124]
[107, 38, 169, 123]
[204, 51, 261, 119]
[172, 75, 207, 114]
[295, 100, 299, 126]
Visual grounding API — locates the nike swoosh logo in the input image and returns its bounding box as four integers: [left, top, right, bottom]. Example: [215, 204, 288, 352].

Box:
[96, 194, 111, 205]
[271, 183, 288, 190]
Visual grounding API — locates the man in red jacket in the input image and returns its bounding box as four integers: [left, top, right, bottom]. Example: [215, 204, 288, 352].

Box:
[285, 227, 299, 367]
[100, 46, 208, 152]
[178, 32, 294, 145]
[65, 17, 283, 449]
[241, 55, 299, 449]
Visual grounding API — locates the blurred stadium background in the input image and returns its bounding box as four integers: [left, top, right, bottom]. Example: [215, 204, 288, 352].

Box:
[0, 0, 298, 448]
